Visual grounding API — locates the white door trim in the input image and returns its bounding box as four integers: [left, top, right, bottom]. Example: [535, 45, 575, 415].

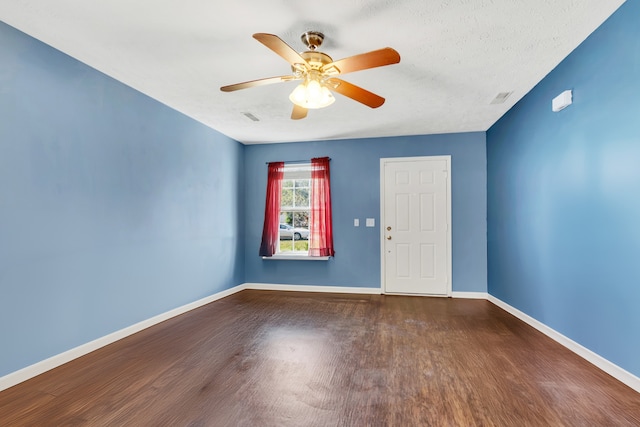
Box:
[380, 156, 452, 296]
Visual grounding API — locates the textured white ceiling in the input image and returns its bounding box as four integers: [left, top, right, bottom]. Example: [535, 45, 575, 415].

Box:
[0, 0, 626, 144]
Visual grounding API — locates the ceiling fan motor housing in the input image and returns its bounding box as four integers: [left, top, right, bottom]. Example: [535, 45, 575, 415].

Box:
[295, 51, 333, 70]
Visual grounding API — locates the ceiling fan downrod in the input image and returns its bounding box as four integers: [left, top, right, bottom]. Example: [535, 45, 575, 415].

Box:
[301, 31, 324, 51]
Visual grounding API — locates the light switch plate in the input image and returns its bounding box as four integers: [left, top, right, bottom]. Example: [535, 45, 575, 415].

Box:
[354, 218, 359, 227]
[366, 218, 375, 227]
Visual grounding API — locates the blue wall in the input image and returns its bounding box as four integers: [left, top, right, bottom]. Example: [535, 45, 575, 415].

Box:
[245, 133, 487, 292]
[0, 22, 245, 376]
[487, 0, 640, 377]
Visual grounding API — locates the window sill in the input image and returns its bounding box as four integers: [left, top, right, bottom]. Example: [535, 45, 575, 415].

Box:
[262, 255, 331, 261]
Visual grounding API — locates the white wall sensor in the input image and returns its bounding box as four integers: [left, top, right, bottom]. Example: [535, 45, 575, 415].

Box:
[552, 90, 573, 112]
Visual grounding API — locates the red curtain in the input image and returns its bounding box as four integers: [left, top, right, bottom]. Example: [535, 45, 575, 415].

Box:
[309, 157, 335, 257]
[259, 162, 285, 256]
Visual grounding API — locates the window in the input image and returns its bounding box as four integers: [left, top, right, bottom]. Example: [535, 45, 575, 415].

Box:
[279, 164, 311, 254]
[259, 157, 334, 259]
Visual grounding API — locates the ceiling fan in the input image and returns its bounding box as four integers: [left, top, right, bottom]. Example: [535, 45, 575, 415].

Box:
[220, 32, 401, 120]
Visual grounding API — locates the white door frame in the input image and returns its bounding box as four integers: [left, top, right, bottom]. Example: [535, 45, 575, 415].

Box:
[380, 156, 452, 296]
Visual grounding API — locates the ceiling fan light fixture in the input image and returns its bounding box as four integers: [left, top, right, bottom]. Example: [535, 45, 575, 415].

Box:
[289, 78, 335, 109]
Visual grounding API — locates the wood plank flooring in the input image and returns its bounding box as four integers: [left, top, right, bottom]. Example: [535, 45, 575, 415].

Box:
[1, 290, 639, 426]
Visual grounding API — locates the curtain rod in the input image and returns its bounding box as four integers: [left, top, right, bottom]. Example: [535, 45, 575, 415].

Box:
[265, 158, 331, 165]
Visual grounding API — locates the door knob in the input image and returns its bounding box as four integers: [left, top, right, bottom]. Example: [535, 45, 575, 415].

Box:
[386, 226, 392, 231]
[386, 236, 392, 240]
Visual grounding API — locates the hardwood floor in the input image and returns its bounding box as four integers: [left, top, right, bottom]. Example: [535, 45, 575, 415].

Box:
[1, 290, 639, 426]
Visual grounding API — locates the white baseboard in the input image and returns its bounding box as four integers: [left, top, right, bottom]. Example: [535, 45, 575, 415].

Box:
[487, 295, 640, 394]
[0, 284, 246, 392]
[451, 291, 489, 299]
[244, 283, 383, 295]
[246, 286, 490, 302]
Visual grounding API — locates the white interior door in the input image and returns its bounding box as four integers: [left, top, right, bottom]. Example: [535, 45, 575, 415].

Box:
[381, 156, 451, 295]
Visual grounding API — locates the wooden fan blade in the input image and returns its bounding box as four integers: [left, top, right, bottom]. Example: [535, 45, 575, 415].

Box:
[220, 75, 297, 92]
[323, 47, 400, 75]
[253, 33, 310, 68]
[291, 104, 308, 120]
[327, 78, 385, 108]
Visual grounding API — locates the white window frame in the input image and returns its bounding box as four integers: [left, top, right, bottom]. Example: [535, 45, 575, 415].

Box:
[277, 164, 310, 256]
[263, 163, 330, 261]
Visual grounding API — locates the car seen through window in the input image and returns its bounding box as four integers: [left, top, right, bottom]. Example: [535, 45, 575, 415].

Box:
[279, 223, 309, 240]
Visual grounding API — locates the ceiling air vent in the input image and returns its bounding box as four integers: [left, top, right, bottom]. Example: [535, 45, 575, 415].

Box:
[242, 112, 260, 122]
[490, 91, 513, 104]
